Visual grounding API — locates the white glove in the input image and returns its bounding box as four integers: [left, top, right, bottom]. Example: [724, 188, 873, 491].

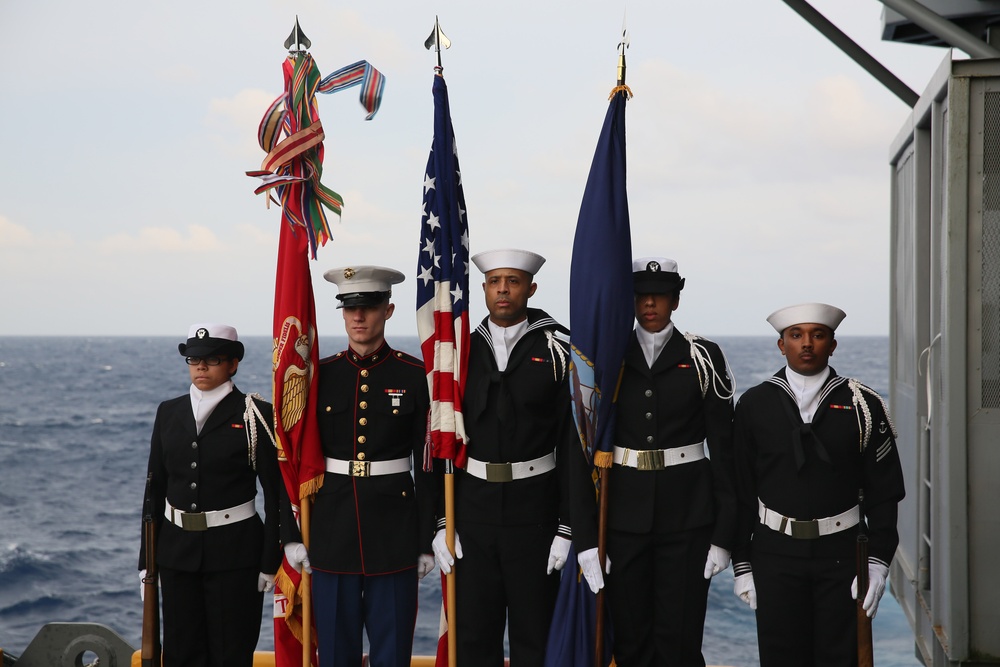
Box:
[139, 569, 146, 601]
[257, 572, 275, 593]
[417, 554, 436, 580]
[284, 542, 311, 574]
[577, 547, 611, 594]
[703, 544, 732, 579]
[734, 572, 757, 610]
[851, 560, 889, 618]
[546, 536, 571, 574]
[432, 529, 463, 575]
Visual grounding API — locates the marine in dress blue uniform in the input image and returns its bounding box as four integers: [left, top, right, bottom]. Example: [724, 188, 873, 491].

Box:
[280, 266, 434, 667]
[731, 303, 905, 667]
[595, 258, 737, 667]
[431, 249, 594, 667]
[140, 323, 282, 667]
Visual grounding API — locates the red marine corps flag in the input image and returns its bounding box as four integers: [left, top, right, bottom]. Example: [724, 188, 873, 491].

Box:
[247, 18, 384, 667]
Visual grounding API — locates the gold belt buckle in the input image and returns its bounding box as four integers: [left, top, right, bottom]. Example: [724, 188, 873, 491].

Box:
[351, 460, 371, 477]
[636, 449, 665, 471]
[180, 511, 208, 532]
[790, 520, 820, 540]
[485, 462, 514, 483]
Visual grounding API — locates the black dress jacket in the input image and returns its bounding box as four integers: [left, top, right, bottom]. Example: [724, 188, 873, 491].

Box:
[732, 368, 905, 565]
[281, 342, 434, 574]
[448, 309, 590, 539]
[606, 330, 738, 548]
[140, 387, 281, 574]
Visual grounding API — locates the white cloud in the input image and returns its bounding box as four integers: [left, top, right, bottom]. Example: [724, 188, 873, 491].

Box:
[0, 216, 33, 247]
[206, 88, 284, 160]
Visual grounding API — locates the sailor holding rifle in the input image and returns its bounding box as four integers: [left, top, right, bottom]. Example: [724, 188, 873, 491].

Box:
[139, 323, 281, 667]
[731, 303, 905, 666]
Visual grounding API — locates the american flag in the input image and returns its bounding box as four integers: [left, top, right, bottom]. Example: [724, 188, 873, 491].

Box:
[416, 71, 470, 470]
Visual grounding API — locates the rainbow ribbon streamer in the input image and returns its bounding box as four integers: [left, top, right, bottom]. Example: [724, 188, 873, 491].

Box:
[247, 56, 385, 257]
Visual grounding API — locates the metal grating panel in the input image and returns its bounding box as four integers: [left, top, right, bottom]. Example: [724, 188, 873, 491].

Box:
[982, 92, 1000, 407]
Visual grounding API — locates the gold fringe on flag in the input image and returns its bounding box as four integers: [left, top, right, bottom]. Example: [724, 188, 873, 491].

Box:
[594, 450, 615, 468]
[607, 84, 633, 100]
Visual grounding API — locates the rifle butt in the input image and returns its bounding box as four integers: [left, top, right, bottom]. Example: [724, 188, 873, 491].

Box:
[141, 517, 161, 667]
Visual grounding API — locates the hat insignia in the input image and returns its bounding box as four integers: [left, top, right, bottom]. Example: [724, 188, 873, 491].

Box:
[196, 328, 209, 339]
[344, 267, 356, 280]
[646, 261, 661, 273]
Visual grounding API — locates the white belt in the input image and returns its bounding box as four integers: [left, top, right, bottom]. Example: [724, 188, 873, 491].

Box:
[613, 442, 706, 470]
[758, 499, 860, 540]
[325, 456, 411, 477]
[165, 499, 256, 532]
[465, 451, 556, 483]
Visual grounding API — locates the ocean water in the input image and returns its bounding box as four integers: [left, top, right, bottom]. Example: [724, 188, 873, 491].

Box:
[0, 335, 919, 666]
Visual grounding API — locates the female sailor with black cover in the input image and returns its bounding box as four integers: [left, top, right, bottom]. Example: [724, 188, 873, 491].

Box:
[279, 266, 435, 667]
[730, 303, 905, 667]
[596, 257, 737, 667]
[139, 323, 281, 667]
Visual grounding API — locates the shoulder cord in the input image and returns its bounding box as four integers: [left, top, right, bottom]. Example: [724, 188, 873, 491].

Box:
[847, 379, 898, 453]
[243, 393, 277, 471]
[683, 332, 736, 401]
[544, 330, 569, 382]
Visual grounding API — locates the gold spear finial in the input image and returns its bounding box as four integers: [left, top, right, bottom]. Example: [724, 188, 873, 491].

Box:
[610, 11, 633, 100]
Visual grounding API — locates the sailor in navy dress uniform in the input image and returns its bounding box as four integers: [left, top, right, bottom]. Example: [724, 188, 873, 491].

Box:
[430, 248, 592, 667]
[280, 266, 434, 667]
[596, 257, 737, 667]
[730, 303, 905, 667]
[139, 323, 281, 667]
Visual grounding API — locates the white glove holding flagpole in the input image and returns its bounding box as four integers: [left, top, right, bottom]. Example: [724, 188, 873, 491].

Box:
[417, 554, 436, 580]
[734, 572, 757, 610]
[546, 536, 571, 574]
[703, 544, 732, 579]
[577, 547, 611, 594]
[852, 560, 890, 618]
[139, 569, 146, 601]
[432, 528, 463, 575]
[284, 542, 311, 574]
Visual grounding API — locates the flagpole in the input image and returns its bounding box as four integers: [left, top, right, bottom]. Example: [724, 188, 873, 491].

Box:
[444, 460, 458, 667]
[422, 18, 460, 667]
[593, 24, 632, 666]
[301, 497, 313, 667]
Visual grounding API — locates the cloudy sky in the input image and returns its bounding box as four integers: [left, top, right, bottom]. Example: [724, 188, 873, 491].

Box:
[1, 1, 949, 338]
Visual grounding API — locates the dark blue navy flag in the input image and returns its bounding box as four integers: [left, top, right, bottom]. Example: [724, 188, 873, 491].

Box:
[567, 89, 634, 465]
[545, 88, 633, 667]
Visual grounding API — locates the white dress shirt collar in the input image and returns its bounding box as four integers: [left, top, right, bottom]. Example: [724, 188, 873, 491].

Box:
[635, 322, 675, 368]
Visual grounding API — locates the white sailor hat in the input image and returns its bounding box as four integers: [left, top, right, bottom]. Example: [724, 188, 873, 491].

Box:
[766, 303, 847, 333]
[178, 323, 245, 360]
[324, 265, 405, 308]
[471, 249, 546, 275]
[632, 257, 685, 294]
